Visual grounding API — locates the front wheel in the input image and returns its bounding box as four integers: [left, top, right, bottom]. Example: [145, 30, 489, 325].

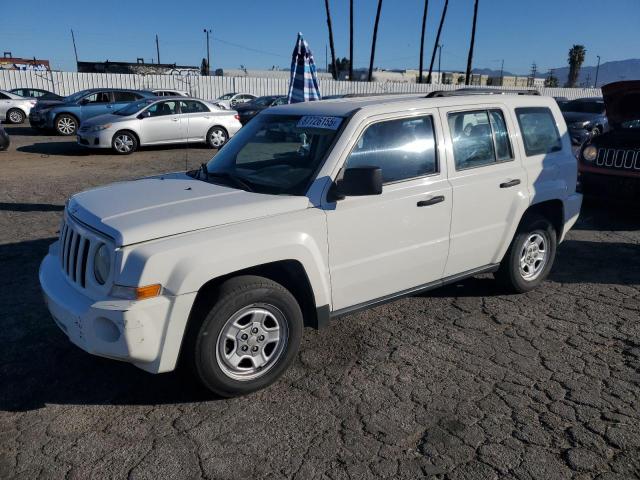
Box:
[111, 131, 138, 154]
[186, 275, 303, 397]
[206, 126, 228, 149]
[494, 214, 557, 293]
[7, 109, 25, 124]
[55, 114, 78, 135]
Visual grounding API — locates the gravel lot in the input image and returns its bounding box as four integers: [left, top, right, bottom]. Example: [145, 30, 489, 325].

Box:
[1, 123, 639, 480]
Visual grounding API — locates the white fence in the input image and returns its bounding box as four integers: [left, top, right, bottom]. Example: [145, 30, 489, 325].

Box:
[0, 69, 602, 100]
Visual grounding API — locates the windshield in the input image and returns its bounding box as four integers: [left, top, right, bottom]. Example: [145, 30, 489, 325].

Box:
[218, 93, 235, 100]
[620, 119, 640, 129]
[114, 98, 156, 116]
[64, 90, 90, 103]
[203, 114, 344, 195]
[561, 100, 604, 114]
[251, 96, 277, 107]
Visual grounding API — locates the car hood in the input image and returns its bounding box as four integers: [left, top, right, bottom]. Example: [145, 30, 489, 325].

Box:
[81, 113, 126, 127]
[67, 172, 310, 246]
[562, 111, 600, 124]
[35, 98, 65, 110]
[602, 81, 640, 127]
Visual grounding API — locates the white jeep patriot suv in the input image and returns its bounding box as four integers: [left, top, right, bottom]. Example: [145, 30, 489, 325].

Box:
[40, 93, 582, 397]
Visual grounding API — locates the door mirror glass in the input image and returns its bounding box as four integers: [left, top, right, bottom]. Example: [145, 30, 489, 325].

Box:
[333, 166, 383, 199]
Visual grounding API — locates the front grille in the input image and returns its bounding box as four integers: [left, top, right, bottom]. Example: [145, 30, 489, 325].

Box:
[59, 218, 92, 288]
[595, 148, 640, 171]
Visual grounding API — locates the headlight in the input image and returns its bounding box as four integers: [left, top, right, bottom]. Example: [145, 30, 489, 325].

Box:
[94, 244, 111, 284]
[90, 123, 112, 132]
[582, 145, 597, 162]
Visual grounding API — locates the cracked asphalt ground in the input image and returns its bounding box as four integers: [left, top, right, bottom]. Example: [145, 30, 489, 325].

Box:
[1, 123, 639, 480]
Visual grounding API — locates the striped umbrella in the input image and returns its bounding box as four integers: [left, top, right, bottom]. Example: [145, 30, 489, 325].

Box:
[287, 32, 322, 103]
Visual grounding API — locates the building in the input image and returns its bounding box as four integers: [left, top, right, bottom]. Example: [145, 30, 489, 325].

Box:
[77, 60, 200, 76]
[1, 52, 50, 71]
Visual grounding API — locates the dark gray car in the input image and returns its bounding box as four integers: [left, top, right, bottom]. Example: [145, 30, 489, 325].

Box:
[560, 98, 608, 145]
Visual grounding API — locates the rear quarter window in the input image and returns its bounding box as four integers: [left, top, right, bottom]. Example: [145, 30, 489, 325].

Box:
[515, 107, 562, 156]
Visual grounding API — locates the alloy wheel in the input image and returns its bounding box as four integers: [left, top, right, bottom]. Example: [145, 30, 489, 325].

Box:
[215, 304, 288, 381]
[57, 117, 76, 135]
[8, 110, 24, 124]
[519, 231, 548, 281]
[113, 134, 134, 153]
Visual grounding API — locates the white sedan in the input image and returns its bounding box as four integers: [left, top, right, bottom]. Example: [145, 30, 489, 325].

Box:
[77, 97, 242, 154]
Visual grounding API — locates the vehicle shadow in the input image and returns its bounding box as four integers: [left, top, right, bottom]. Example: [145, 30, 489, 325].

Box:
[1, 125, 41, 136]
[0, 238, 217, 412]
[573, 200, 640, 232]
[0, 202, 64, 212]
[17, 142, 99, 156]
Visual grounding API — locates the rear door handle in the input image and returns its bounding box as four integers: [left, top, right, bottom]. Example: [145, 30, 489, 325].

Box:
[417, 195, 445, 207]
[171, 118, 179, 122]
[500, 179, 521, 188]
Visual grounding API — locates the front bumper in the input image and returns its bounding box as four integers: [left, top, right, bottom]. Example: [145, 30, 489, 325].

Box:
[39, 242, 196, 373]
[29, 111, 52, 129]
[578, 171, 640, 199]
[77, 129, 112, 148]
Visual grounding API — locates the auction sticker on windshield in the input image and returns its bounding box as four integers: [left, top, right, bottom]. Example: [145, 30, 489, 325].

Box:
[297, 116, 342, 130]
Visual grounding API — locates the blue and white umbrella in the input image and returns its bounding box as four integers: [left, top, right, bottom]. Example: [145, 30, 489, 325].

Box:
[287, 32, 322, 103]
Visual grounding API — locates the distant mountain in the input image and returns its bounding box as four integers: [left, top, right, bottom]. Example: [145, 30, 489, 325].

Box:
[551, 59, 640, 87]
[473, 59, 640, 88]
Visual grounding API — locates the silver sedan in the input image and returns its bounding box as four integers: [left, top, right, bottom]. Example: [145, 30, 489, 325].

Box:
[0, 89, 37, 124]
[77, 97, 243, 154]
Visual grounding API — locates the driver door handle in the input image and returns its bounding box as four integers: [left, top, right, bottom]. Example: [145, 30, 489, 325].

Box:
[500, 179, 521, 188]
[171, 117, 179, 122]
[417, 195, 445, 207]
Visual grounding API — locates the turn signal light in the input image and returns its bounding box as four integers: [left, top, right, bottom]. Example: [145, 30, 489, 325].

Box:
[134, 284, 162, 300]
[111, 283, 162, 300]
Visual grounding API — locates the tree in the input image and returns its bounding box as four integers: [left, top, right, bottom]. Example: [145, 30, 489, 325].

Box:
[426, 0, 449, 84]
[349, 0, 354, 81]
[464, 0, 480, 85]
[545, 72, 559, 87]
[329, 57, 351, 78]
[324, 0, 338, 79]
[200, 58, 209, 76]
[566, 44, 586, 87]
[418, 0, 429, 83]
[368, 0, 383, 82]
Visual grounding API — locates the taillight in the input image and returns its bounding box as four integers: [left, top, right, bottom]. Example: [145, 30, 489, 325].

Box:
[234, 114, 240, 121]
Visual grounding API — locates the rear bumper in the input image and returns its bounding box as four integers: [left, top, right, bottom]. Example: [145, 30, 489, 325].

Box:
[561, 192, 582, 242]
[39, 242, 196, 373]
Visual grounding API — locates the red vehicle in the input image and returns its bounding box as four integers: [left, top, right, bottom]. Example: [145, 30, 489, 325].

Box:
[578, 81, 640, 198]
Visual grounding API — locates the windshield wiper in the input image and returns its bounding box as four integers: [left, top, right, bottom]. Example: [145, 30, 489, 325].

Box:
[201, 167, 254, 192]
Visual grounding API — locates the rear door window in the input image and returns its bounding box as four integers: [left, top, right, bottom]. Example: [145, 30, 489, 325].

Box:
[515, 107, 562, 156]
[113, 91, 140, 102]
[179, 100, 209, 113]
[448, 109, 513, 170]
[83, 91, 111, 104]
[345, 115, 438, 183]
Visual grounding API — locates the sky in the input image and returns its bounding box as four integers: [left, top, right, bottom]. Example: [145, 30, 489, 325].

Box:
[1, 0, 639, 75]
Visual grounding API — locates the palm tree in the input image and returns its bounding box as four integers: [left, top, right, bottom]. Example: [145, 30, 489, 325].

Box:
[566, 44, 586, 87]
[426, 0, 449, 84]
[368, 0, 383, 82]
[349, 0, 354, 81]
[324, 0, 338, 79]
[418, 0, 429, 83]
[464, 0, 479, 85]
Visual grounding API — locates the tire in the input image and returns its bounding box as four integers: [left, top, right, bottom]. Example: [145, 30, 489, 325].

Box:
[111, 130, 138, 155]
[206, 126, 228, 149]
[7, 109, 25, 124]
[55, 114, 78, 135]
[185, 275, 303, 397]
[494, 213, 557, 293]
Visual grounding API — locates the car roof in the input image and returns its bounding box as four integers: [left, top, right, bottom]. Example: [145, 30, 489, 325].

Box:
[267, 93, 559, 117]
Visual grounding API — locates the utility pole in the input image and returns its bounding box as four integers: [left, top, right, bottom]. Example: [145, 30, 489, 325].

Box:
[437, 44, 443, 83]
[349, 0, 354, 81]
[203, 29, 211, 75]
[499, 59, 504, 86]
[594, 55, 601, 87]
[418, 0, 429, 84]
[70, 29, 79, 64]
[155, 34, 160, 64]
[528, 62, 537, 87]
[464, 0, 479, 86]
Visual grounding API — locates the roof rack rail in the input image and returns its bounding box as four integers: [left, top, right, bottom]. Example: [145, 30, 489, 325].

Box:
[426, 88, 540, 98]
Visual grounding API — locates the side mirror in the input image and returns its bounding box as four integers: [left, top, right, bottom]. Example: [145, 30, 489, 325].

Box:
[331, 166, 382, 201]
[79, 98, 89, 105]
[138, 110, 151, 119]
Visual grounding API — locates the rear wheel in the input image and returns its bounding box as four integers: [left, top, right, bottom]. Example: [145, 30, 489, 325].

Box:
[494, 214, 557, 293]
[7, 109, 25, 124]
[185, 275, 303, 397]
[206, 126, 228, 149]
[55, 114, 78, 135]
[111, 131, 138, 154]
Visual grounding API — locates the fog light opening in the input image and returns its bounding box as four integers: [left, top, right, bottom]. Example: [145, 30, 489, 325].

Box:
[94, 317, 121, 343]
